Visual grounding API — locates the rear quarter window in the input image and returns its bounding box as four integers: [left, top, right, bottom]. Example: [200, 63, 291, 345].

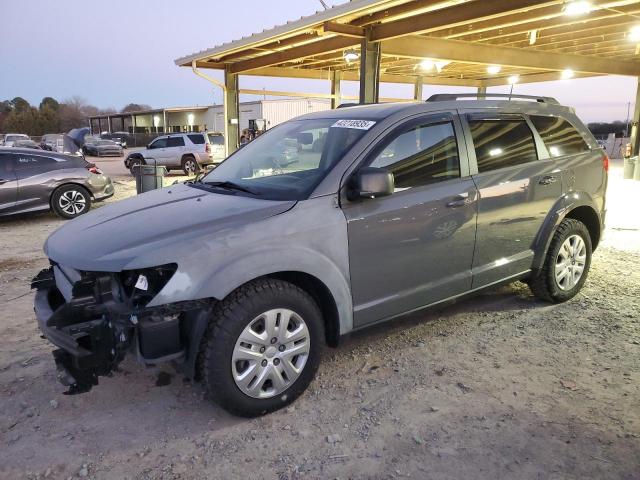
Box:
[187, 134, 205, 145]
[529, 115, 590, 157]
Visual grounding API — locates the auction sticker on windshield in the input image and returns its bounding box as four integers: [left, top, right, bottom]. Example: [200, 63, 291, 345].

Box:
[331, 119, 376, 130]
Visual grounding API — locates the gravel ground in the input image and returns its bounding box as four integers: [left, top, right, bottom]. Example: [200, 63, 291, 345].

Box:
[0, 166, 638, 480]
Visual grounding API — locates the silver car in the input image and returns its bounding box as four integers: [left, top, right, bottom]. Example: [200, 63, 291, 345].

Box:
[33, 95, 607, 416]
[124, 132, 216, 175]
[0, 147, 114, 219]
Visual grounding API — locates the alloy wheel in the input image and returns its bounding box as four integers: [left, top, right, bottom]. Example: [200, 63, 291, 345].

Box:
[58, 190, 87, 216]
[554, 234, 587, 291]
[232, 309, 310, 399]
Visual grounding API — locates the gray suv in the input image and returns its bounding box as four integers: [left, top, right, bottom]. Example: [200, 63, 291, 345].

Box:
[124, 132, 216, 175]
[33, 94, 607, 416]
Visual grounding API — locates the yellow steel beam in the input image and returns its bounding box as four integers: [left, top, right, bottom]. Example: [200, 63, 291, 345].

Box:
[229, 36, 359, 73]
[382, 35, 640, 76]
[323, 21, 365, 38]
[370, 0, 559, 41]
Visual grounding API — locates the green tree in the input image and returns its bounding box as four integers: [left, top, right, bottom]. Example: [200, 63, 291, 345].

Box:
[39, 97, 60, 112]
[10, 97, 30, 113]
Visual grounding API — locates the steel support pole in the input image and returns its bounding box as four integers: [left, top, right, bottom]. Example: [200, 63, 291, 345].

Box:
[225, 68, 240, 154]
[331, 70, 342, 109]
[359, 33, 380, 104]
[413, 76, 423, 101]
[477, 86, 487, 99]
[630, 77, 640, 156]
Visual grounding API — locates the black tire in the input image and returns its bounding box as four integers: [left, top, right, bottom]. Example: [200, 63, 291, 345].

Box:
[200, 279, 323, 417]
[529, 218, 592, 303]
[51, 184, 92, 219]
[182, 155, 200, 176]
[128, 157, 144, 176]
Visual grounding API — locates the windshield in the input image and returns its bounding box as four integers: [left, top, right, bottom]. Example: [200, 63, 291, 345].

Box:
[199, 118, 370, 200]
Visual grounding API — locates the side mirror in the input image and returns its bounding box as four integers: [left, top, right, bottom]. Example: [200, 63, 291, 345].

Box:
[348, 167, 394, 200]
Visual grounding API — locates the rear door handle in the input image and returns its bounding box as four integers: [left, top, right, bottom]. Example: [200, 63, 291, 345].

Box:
[446, 191, 475, 208]
[539, 175, 557, 185]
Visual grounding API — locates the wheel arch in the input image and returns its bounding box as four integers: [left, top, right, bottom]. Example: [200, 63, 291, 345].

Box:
[532, 193, 602, 271]
[182, 270, 341, 380]
[50, 182, 93, 205]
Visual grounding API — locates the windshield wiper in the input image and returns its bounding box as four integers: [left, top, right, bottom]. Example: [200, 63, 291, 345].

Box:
[203, 181, 259, 195]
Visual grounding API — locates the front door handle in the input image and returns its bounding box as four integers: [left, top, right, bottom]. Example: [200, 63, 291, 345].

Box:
[446, 191, 475, 208]
[539, 175, 557, 185]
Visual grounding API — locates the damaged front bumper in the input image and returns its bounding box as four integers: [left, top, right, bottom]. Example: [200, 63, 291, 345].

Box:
[32, 264, 209, 395]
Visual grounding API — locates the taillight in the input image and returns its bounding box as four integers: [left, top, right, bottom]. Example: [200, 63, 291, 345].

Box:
[602, 154, 609, 172]
[87, 165, 103, 175]
[205, 143, 211, 153]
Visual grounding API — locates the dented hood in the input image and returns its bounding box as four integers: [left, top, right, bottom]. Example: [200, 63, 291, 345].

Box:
[44, 184, 296, 272]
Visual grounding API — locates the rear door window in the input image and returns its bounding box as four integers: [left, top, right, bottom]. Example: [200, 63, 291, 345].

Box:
[13, 154, 61, 177]
[167, 137, 185, 147]
[187, 134, 205, 145]
[529, 115, 590, 157]
[368, 118, 460, 189]
[468, 117, 538, 173]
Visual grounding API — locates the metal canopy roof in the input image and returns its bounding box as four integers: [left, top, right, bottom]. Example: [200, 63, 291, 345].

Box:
[176, 0, 640, 87]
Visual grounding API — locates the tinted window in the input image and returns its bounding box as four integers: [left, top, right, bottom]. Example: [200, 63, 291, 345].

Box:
[187, 134, 205, 145]
[369, 120, 460, 189]
[468, 119, 538, 173]
[529, 115, 590, 157]
[167, 137, 185, 147]
[13, 154, 60, 172]
[208, 134, 224, 145]
[149, 138, 167, 149]
[0, 154, 12, 175]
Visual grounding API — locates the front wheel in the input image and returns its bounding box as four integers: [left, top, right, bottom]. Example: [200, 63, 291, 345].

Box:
[51, 185, 92, 219]
[529, 218, 592, 303]
[200, 279, 323, 417]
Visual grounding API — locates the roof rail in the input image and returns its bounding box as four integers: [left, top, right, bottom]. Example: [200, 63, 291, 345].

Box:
[426, 93, 560, 104]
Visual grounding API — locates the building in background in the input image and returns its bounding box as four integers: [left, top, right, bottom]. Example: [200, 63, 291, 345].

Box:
[89, 98, 330, 141]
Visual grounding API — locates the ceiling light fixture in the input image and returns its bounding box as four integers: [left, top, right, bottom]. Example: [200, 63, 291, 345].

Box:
[507, 75, 520, 84]
[486, 65, 502, 75]
[563, 1, 592, 16]
[343, 49, 359, 63]
[629, 25, 640, 42]
[561, 69, 574, 79]
[529, 29, 538, 45]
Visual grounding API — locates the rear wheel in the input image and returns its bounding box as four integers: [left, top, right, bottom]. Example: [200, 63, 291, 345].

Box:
[182, 155, 199, 176]
[200, 279, 322, 417]
[529, 218, 592, 303]
[51, 185, 91, 219]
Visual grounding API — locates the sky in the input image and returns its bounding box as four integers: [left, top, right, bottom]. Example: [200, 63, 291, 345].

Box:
[0, 0, 636, 123]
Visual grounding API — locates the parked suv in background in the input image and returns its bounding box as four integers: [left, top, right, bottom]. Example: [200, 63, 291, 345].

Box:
[2, 133, 30, 147]
[124, 132, 215, 175]
[0, 147, 114, 219]
[33, 94, 607, 416]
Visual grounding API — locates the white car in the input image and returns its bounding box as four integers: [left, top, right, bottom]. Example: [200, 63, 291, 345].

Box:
[2, 133, 30, 147]
[124, 132, 223, 176]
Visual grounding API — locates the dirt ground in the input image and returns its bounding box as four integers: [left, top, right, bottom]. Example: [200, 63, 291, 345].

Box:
[0, 162, 639, 480]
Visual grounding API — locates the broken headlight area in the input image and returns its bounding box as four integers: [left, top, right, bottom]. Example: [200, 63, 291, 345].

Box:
[32, 263, 205, 395]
